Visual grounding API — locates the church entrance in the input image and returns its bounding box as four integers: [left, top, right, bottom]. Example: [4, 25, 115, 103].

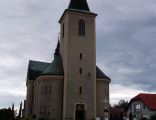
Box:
[75, 104, 86, 120]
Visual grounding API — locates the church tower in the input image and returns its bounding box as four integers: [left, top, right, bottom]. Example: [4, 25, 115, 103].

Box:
[59, 0, 97, 119]
[25, 0, 111, 119]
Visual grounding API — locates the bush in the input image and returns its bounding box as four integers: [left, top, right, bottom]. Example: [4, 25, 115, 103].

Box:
[140, 117, 147, 120]
[0, 108, 15, 120]
[150, 113, 156, 120]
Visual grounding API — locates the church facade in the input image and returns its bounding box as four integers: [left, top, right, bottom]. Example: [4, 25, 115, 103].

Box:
[25, 0, 111, 120]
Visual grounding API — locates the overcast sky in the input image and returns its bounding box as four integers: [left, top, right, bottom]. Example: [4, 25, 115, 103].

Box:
[0, 0, 156, 109]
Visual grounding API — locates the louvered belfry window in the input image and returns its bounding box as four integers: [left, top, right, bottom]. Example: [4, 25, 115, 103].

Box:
[79, 19, 85, 36]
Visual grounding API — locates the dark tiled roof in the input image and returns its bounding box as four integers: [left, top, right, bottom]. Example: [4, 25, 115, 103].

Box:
[96, 66, 111, 80]
[131, 93, 156, 110]
[27, 55, 64, 80]
[54, 40, 60, 58]
[68, 0, 90, 12]
[27, 60, 50, 80]
[27, 59, 110, 80]
[42, 54, 64, 75]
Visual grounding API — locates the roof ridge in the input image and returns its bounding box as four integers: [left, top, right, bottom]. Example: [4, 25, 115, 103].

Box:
[131, 93, 156, 110]
[29, 60, 50, 64]
[96, 66, 111, 80]
[42, 54, 64, 76]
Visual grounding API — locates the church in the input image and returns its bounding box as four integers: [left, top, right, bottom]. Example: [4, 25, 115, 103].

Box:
[25, 0, 111, 120]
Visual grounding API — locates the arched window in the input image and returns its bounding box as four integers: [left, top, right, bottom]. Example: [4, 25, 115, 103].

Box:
[79, 19, 85, 36]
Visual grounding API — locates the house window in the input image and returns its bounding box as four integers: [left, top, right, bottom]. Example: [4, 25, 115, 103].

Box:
[143, 104, 146, 109]
[79, 19, 85, 36]
[142, 114, 149, 119]
[135, 104, 141, 110]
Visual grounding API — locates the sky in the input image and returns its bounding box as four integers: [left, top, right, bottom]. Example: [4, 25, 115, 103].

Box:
[0, 0, 156, 109]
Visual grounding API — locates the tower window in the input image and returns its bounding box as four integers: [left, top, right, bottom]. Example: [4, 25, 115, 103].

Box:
[79, 19, 85, 36]
[79, 68, 82, 74]
[79, 87, 82, 94]
[80, 53, 82, 60]
[62, 23, 64, 38]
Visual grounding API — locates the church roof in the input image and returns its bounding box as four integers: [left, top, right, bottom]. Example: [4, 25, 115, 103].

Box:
[27, 59, 110, 80]
[68, 0, 90, 12]
[42, 54, 64, 75]
[27, 60, 50, 80]
[96, 66, 110, 80]
[54, 40, 60, 58]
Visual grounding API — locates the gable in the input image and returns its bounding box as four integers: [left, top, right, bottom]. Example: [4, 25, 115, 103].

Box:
[130, 93, 156, 110]
[96, 66, 111, 80]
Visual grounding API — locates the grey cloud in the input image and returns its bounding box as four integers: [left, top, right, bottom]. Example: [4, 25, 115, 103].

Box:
[0, 0, 156, 107]
[96, 0, 156, 92]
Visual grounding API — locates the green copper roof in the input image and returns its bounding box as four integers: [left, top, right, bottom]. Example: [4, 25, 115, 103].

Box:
[27, 60, 50, 80]
[27, 59, 110, 80]
[96, 66, 110, 80]
[42, 54, 64, 75]
[68, 0, 90, 12]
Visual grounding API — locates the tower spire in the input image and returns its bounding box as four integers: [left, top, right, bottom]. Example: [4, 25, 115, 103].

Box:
[54, 38, 60, 58]
[68, 0, 90, 11]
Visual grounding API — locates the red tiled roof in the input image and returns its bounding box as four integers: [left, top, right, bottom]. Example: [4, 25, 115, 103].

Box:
[131, 93, 156, 110]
